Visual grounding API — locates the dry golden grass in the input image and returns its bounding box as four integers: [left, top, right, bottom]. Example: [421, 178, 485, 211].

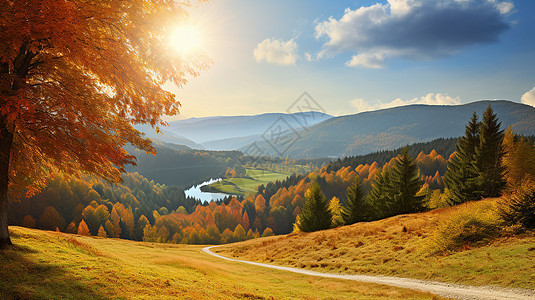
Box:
[1, 226, 441, 299]
[217, 198, 535, 290]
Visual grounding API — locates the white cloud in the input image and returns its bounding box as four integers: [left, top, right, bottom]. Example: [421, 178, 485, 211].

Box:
[351, 93, 461, 112]
[350, 98, 374, 112]
[253, 38, 297, 65]
[346, 53, 385, 69]
[521, 86, 535, 107]
[304, 52, 313, 62]
[316, 0, 514, 68]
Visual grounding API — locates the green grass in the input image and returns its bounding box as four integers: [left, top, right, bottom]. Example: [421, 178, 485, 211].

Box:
[206, 168, 290, 196]
[217, 198, 535, 290]
[1, 226, 441, 299]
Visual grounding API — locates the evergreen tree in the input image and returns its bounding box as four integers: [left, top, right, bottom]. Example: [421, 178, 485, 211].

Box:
[341, 177, 366, 225]
[387, 148, 425, 215]
[297, 182, 332, 232]
[367, 167, 392, 220]
[474, 105, 506, 198]
[328, 197, 344, 227]
[444, 112, 481, 204]
[500, 184, 535, 229]
[368, 148, 424, 218]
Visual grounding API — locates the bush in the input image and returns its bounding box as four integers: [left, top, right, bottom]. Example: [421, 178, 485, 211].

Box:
[426, 201, 501, 254]
[500, 182, 535, 229]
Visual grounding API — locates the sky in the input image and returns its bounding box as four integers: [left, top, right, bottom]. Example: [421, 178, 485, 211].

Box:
[166, 0, 535, 119]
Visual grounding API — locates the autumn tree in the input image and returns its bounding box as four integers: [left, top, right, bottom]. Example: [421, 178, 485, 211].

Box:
[77, 220, 90, 236]
[97, 225, 107, 238]
[328, 197, 343, 227]
[502, 127, 535, 190]
[0, 0, 208, 247]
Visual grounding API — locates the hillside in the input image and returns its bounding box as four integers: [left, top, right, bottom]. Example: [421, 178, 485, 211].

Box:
[126, 144, 242, 187]
[0, 227, 439, 300]
[216, 197, 535, 290]
[243, 100, 535, 158]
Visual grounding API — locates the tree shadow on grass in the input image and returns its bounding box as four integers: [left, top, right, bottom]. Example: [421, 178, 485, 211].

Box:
[0, 244, 110, 300]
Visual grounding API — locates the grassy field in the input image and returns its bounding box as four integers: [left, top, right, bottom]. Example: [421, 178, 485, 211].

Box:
[216, 198, 535, 290]
[0, 226, 442, 299]
[205, 168, 290, 196]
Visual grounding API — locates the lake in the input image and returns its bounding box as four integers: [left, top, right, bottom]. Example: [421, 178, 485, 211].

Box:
[184, 178, 232, 203]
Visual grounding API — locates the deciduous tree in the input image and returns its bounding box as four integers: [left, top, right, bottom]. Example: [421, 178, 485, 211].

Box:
[0, 0, 208, 247]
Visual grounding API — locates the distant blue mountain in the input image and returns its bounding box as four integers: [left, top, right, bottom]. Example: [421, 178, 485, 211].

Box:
[242, 100, 535, 159]
[164, 111, 333, 149]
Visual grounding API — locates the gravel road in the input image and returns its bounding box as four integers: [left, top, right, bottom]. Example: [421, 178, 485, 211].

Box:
[202, 246, 534, 300]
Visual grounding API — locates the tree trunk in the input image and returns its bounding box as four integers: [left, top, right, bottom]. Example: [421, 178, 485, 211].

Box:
[0, 117, 13, 249]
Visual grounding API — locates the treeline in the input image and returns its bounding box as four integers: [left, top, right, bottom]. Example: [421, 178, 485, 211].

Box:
[8, 144, 452, 244]
[9, 172, 202, 240]
[128, 145, 243, 187]
[296, 105, 535, 234]
[13, 105, 534, 244]
[324, 137, 456, 173]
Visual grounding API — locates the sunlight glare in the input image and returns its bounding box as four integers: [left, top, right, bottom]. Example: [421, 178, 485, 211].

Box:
[169, 24, 204, 57]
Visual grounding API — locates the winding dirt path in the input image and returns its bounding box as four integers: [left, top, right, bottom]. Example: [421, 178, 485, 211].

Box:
[202, 246, 534, 300]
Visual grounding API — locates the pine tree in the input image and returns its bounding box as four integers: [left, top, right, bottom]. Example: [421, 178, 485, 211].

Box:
[341, 177, 366, 225]
[500, 183, 535, 229]
[297, 182, 332, 232]
[367, 167, 392, 220]
[368, 148, 424, 218]
[387, 148, 425, 215]
[444, 112, 481, 204]
[474, 105, 506, 198]
[328, 197, 344, 227]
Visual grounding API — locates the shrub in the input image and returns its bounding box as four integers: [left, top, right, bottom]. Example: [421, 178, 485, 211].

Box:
[500, 182, 535, 229]
[426, 201, 501, 254]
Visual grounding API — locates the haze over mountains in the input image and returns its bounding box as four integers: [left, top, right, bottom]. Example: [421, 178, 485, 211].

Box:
[245, 100, 535, 158]
[138, 100, 535, 159]
[138, 111, 333, 151]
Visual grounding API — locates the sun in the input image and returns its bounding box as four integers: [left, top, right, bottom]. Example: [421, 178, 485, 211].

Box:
[169, 24, 204, 57]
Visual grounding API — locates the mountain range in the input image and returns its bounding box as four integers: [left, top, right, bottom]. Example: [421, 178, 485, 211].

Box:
[137, 111, 333, 151]
[243, 100, 535, 158]
[137, 100, 535, 160]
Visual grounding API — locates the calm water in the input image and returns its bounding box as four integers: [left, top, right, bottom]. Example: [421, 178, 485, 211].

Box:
[184, 178, 231, 203]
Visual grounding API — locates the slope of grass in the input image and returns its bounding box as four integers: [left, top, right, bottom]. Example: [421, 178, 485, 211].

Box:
[216, 198, 535, 290]
[1, 226, 441, 299]
[205, 168, 290, 196]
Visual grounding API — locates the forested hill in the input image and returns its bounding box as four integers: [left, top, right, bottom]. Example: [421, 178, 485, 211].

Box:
[243, 100, 535, 158]
[126, 143, 242, 188]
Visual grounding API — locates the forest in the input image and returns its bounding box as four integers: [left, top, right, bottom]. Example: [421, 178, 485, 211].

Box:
[6, 140, 452, 244]
[8, 106, 535, 245]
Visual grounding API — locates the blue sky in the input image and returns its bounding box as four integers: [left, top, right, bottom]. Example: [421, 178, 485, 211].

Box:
[168, 0, 535, 118]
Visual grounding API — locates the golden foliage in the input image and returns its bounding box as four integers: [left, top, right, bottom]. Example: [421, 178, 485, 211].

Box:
[0, 0, 209, 196]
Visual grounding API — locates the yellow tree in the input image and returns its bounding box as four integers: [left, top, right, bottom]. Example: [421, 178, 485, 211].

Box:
[502, 127, 535, 190]
[0, 0, 208, 247]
